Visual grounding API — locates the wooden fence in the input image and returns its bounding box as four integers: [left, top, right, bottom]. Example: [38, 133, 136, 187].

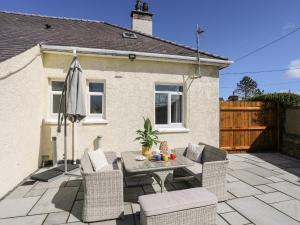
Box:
[220, 101, 279, 152]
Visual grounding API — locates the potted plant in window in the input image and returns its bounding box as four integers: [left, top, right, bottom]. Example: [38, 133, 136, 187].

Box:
[135, 118, 160, 158]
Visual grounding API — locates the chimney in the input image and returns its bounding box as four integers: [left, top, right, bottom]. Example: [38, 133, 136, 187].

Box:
[131, 0, 153, 35]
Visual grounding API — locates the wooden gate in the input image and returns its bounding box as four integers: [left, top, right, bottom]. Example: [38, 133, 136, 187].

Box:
[220, 101, 279, 152]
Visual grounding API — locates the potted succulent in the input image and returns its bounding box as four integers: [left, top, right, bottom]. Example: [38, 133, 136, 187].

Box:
[135, 118, 159, 158]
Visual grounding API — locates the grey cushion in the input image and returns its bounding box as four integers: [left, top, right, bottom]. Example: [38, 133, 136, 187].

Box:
[186, 143, 205, 162]
[139, 188, 217, 217]
[200, 143, 227, 163]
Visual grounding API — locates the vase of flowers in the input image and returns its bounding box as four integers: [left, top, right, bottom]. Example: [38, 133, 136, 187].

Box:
[135, 118, 159, 158]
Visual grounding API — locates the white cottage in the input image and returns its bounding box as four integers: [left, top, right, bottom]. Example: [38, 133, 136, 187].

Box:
[0, 2, 231, 197]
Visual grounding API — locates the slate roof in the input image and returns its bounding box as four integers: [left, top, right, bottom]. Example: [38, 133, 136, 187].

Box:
[0, 11, 228, 63]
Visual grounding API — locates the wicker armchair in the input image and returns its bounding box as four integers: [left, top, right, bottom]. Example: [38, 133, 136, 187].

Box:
[174, 143, 228, 202]
[80, 151, 124, 222]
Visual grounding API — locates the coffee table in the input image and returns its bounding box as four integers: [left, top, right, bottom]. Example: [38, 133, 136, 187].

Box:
[121, 151, 194, 192]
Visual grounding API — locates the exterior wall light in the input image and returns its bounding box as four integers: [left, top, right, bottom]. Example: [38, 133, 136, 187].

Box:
[129, 54, 136, 61]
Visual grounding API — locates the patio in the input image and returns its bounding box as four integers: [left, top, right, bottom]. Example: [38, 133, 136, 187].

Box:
[0, 153, 299, 225]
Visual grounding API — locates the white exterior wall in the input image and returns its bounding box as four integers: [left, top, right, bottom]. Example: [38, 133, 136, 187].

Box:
[0, 46, 44, 198]
[42, 53, 220, 160]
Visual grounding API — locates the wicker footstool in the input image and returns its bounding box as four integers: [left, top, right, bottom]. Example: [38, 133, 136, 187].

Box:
[139, 188, 217, 225]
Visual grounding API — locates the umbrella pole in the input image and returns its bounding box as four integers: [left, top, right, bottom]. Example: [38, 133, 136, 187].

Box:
[64, 87, 68, 173]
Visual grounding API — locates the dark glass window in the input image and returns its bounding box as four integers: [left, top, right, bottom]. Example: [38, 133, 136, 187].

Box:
[90, 95, 102, 114]
[155, 85, 183, 92]
[155, 93, 168, 124]
[171, 95, 182, 123]
[89, 83, 104, 92]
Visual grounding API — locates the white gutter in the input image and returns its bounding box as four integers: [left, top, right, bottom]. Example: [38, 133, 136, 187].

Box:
[40, 44, 233, 67]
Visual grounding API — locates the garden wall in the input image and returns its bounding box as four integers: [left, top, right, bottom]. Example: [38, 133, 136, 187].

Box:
[0, 46, 44, 198]
[282, 106, 300, 159]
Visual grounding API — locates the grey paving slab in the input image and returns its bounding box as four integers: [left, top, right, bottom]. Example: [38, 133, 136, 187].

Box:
[29, 187, 78, 215]
[32, 176, 69, 190]
[227, 192, 236, 200]
[217, 214, 229, 225]
[43, 211, 69, 225]
[0, 197, 40, 218]
[272, 199, 300, 222]
[124, 187, 144, 203]
[65, 180, 82, 187]
[90, 215, 135, 225]
[217, 202, 234, 214]
[0, 214, 47, 225]
[124, 203, 133, 216]
[226, 174, 239, 183]
[59, 222, 87, 225]
[268, 176, 284, 182]
[229, 170, 272, 186]
[255, 162, 281, 170]
[255, 185, 277, 193]
[268, 182, 300, 200]
[221, 211, 250, 225]
[245, 166, 280, 178]
[255, 192, 293, 203]
[227, 196, 300, 225]
[142, 184, 156, 194]
[24, 188, 46, 198]
[5, 185, 33, 199]
[227, 155, 247, 162]
[68, 200, 83, 223]
[228, 161, 255, 170]
[76, 192, 84, 201]
[278, 173, 300, 184]
[227, 181, 262, 197]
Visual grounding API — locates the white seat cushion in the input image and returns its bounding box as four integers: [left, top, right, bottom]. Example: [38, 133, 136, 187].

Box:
[139, 188, 217, 217]
[186, 143, 205, 162]
[88, 149, 108, 172]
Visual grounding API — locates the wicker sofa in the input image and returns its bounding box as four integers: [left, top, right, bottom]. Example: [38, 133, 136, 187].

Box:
[174, 143, 228, 201]
[80, 151, 124, 222]
[139, 187, 217, 225]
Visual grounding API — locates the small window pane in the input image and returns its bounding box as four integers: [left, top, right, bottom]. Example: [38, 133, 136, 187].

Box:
[171, 95, 182, 123]
[89, 83, 104, 92]
[53, 94, 64, 114]
[155, 85, 183, 92]
[155, 93, 168, 124]
[52, 81, 64, 91]
[90, 95, 102, 114]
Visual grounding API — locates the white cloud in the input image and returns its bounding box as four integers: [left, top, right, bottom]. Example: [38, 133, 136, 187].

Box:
[282, 23, 296, 31]
[286, 59, 300, 79]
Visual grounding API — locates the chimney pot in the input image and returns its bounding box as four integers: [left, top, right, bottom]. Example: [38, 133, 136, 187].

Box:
[135, 0, 142, 11]
[142, 2, 149, 12]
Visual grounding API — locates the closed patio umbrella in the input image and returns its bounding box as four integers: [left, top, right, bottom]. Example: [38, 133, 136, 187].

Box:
[57, 55, 86, 173]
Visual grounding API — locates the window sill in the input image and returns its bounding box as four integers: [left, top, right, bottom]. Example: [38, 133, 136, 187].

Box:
[82, 118, 109, 125]
[156, 127, 190, 134]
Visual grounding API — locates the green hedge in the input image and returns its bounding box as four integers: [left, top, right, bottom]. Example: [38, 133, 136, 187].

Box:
[249, 93, 300, 106]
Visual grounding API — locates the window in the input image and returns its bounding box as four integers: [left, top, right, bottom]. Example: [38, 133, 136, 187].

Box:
[87, 81, 104, 117]
[50, 80, 64, 115]
[155, 84, 183, 127]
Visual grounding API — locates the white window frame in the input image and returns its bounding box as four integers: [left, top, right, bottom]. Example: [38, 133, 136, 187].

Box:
[86, 80, 105, 119]
[154, 84, 184, 128]
[49, 79, 65, 118]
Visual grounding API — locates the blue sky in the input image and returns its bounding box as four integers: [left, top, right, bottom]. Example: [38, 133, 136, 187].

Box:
[1, 0, 299, 98]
